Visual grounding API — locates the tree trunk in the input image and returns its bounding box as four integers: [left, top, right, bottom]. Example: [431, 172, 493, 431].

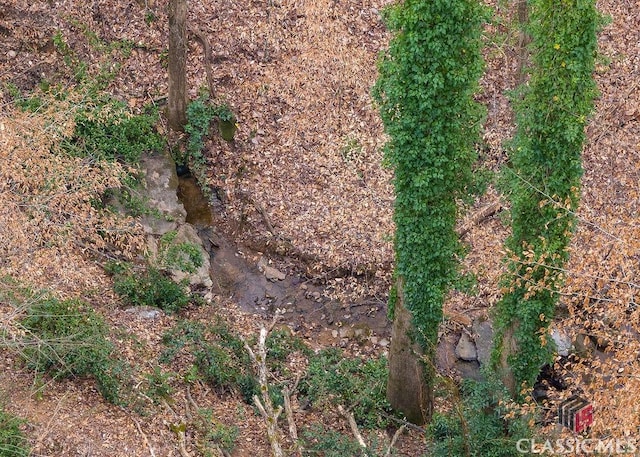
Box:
[496, 322, 519, 397]
[516, 0, 530, 85]
[167, 0, 188, 132]
[386, 280, 432, 425]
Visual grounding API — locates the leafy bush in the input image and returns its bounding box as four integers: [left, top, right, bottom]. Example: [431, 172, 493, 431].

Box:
[300, 348, 392, 429]
[160, 319, 257, 402]
[194, 408, 239, 455]
[0, 407, 29, 457]
[20, 296, 130, 405]
[156, 230, 203, 274]
[111, 265, 191, 314]
[62, 97, 163, 165]
[161, 320, 308, 405]
[301, 424, 364, 457]
[426, 376, 532, 457]
[143, 366, 175, 404]
[178, 96, 237, 192]
[266, 327, 311, 376]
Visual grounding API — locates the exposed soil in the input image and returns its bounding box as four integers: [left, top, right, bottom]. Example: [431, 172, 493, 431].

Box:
[179, 174, 391, 341]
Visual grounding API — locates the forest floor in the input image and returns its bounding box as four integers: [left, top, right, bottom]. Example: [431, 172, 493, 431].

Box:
[1, 0, 640, 455]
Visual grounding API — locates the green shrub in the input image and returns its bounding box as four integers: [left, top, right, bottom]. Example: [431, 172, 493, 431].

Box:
[156, 231, 203, 274]
[0, 407, 29, 457]
[426, 376, 532, 457]
[300, 348, 392, 429]
[194, 408, 238, 455]
[179, 96, 237, 193]
[266, 327, 311, 376]
[160, 319, 257, 402]
[143, 366, 175, 404]
[62, 98, 163, 165]
[301, 424, 364, 457]
[20, 296, 129, 405]
[112, 265, 191, 314]
[161, 320, 308, 405]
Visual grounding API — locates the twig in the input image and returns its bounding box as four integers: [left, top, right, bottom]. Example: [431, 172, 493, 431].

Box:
[253, 199, 277, 236]
[283, 384, 303, 456]
[129, 413, 157, 457]
[189, 25, 216, 98]
[385, 424, 407, 457]
[457, 200, 503, 238]
[338, 405, 368, 453]
[174, 425, 191, 457]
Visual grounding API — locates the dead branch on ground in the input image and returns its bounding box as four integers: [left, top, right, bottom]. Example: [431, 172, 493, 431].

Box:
[244, 311, 285, 457]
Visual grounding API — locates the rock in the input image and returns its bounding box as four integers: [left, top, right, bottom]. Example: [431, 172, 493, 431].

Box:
[455, 332, 478, 362]
[140, 152, 186, 235]
[166, 223, 213, 289]
[125, 307, 162, 319]
[7, 50, 17, 59]
[551, 326, 572, 357]
[257, 257, 286, 281]
[339, 327, 355, 339]
[472, 319, 494, 366]
[378, 338, 389, 348]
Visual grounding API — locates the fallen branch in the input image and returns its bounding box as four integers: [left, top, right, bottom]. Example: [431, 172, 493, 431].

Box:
[170, 423, 192, 457]
[283, 384, 303, 457]
[128, 412, 157, 457]
[244, 311, 286, 457]
[338, 405, 368, 453]
[457, 200, 503, 238]
[385, 425, 407, 457]
[189, 25, 216, 98]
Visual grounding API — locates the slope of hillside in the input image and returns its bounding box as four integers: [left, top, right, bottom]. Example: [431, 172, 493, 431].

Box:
[1, 0, 639, 454]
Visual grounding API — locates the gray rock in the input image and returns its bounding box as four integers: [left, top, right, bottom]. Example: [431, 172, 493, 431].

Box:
[125, 307, 162, 319]
[551, 327, 572, 356]
[257, 257, 286, 281]
[140, 152, 186, 235]
[472, 319, 494, 366]
[455, 332, 478, 362]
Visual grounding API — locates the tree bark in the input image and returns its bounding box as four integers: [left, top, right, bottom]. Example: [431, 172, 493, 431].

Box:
[516, 0, 530, 85]
[496, 322, 519, 397]
[167, 0, 188, 132]
[386, 280, 432, 425]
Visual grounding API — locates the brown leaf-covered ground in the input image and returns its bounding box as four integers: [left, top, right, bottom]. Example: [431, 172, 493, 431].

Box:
[1, 0, 640, 454]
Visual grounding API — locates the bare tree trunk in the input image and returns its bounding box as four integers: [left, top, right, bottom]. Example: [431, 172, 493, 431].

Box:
[516, 0, 530, 85]
[168, 0, 188, 132]
[386, 280, 432, 425]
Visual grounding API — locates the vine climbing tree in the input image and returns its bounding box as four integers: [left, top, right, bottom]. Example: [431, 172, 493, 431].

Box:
[492, 0, 600, 397]
[374, 0, 485, 424]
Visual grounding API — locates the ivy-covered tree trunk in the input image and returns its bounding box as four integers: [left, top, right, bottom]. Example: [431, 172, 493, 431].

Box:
[168, 0, 188, 132]
[374, 0, 484, 424]
[492, 0, 599, 397]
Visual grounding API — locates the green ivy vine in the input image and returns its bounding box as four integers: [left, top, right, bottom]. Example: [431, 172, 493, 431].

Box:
[374, 0, 485, 348]
[493, 0, 600, 394]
